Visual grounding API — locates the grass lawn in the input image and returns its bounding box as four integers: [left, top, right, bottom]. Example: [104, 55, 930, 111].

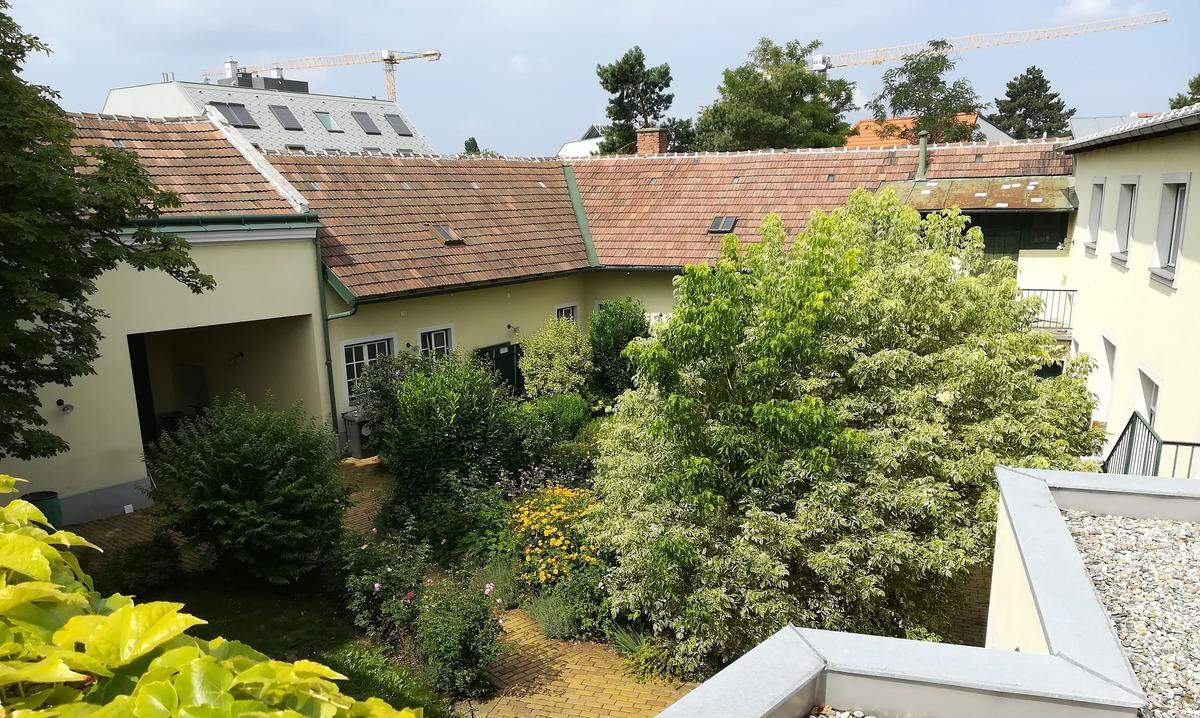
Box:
[154, 574, 451, 718]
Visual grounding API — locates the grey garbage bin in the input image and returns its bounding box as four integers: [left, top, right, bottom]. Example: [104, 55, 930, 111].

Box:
[342, 408, 377, 459]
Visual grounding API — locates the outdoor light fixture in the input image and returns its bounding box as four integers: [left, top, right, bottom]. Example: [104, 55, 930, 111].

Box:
[55, 399, 74, 414]
[506, 323, 519, 333]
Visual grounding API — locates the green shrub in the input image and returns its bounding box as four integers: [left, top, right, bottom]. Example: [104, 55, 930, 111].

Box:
[475, 559, 521, 610]
[340, 532, 430, 637]
[454, 485, 517, 563]
[514, 393, 593, 482]
[588, 297, 650, 397]
[545, 561, 612, 638]
[145, 392, 347, 586]
[92, 533, 181, 596]
[354, 351, 430, 426]
[413, 576, 504, 696]
[611, 628, 674, 682]
[519, 318, 593, 398]
[524, 593, 579, 640]
[320, 642, 451, 718]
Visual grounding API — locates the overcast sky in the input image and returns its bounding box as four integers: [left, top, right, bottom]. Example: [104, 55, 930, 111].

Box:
[10, 0, 1198, 156]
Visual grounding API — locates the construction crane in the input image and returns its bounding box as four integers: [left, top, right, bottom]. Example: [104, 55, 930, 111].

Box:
[810, 11, 1169, 72]
[201, 49, 442, 102]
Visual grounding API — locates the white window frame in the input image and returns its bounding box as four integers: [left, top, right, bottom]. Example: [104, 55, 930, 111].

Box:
[1087, 178, 1105, 249]
[314, 111, 343, 133]
[340, 333, 396, 409]
[1153, 172, 1190, 278]
[1137, 366, 1161, 428]
[555, 303, 579, 322]
[1113, 176, 1139, 259]
[417, 325, 454, 357]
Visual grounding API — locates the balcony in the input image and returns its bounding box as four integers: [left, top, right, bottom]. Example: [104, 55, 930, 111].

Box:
[1101, 411, 1200, 479]
[1020, 288, 1075, 338]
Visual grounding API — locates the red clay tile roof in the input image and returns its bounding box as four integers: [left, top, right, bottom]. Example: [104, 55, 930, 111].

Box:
[267, 154, 590, 298]
[845, 113, 979, 148]
[68, 113, 295, 216]
[570, 141, 1070, 267]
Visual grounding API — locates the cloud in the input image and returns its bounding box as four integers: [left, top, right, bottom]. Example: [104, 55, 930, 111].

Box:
[1052, 0, 1147, 21]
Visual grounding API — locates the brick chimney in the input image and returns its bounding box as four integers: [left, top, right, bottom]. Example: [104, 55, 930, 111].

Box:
[636, 126, 668, 156]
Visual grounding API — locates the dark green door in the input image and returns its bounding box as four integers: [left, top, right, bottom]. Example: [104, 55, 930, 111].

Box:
[475, 342, 524, 393]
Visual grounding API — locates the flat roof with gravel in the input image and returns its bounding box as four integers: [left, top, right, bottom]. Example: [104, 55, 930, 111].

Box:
[1064, 511, 1200, 718]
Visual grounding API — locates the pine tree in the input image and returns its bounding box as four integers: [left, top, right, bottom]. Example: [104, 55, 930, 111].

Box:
[463, 136, 480, 153]
[596, 47, 674, 154]
[1168, 73, 1200, 110]
[988, 66, 1075, 139]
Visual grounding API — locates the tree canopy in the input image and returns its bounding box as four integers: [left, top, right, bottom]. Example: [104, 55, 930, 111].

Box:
[596, 46, 674, 153]
[463, 136, 480, 153]
[591, 190, 1102, 678]
[1168, 73, 1200, 110]
[866, 40, 983, 143]
[695, 38, 855, 151]
[0, 2, 212, 461]
[988, 66, 1075, 139]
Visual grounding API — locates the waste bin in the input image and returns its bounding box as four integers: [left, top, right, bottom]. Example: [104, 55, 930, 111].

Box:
[22, 490, 63, 529]
[342, 408, 377, 459]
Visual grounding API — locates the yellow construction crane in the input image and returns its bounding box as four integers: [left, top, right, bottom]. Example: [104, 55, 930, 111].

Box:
[811, 12, 1169, 72]
[201, 49, 442, 102]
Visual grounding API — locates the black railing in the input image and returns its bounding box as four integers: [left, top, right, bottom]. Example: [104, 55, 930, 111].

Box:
[1021, 288, 1075, 333]
[1101, 411, 1200, 479]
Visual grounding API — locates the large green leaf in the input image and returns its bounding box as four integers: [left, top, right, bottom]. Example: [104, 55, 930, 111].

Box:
[0, 533, 54, 580]
[133, 680, 178, 718]
[0, 657, 89, 686]
[58, 603, 206, 667]
[174, 658, 233, 708]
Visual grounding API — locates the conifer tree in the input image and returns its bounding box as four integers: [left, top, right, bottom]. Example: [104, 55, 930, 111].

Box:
[989, 66, 1075, 139]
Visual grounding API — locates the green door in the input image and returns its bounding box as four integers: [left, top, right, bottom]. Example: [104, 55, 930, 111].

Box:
[475, 342, 524, 393]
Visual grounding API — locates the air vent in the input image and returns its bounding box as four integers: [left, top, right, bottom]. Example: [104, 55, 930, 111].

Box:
[708, 216, 737, 234]
[731, 176, 742, 184]
[430, 223, 464, 245]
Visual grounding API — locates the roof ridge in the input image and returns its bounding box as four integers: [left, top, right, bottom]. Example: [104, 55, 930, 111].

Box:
[1062, 102, 1200, 149]
[569, 137, 1067, 161]
[67, 111, 212, 125]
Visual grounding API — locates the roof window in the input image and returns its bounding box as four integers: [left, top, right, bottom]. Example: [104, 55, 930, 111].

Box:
[430, 223, 464, 245]
[285, 144, 306, 153]
[383, 113, 413, 137]
[209, 102, 258, 128]
[826, 173, 836, 182]
[351, 111, 382, 135]
[314, 111, 343, 133]
[731, 176, 742, 184]
[363, 147, 383, 155]
[268, 104, 303, 131]
[708, 216, 737, 234]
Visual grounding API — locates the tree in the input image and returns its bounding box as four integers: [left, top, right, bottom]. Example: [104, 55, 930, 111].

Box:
[0, 3, 211, 461]
[596, 46, 674, 154]
[661, 116, 697, 152]
[695, 38, 855, 151]
[1168, 73, 1200, 110]
[587, 297, 650, 397]
[592, 191, 1102, 678]
[463, 136, 480, 153]
[866, 39, 984, 143]
[988, 66, 1075, 139]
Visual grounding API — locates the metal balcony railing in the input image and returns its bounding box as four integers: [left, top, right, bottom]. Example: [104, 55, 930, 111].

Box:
[1101, 411, 1200, 479]
[1020, 288, 1075, 335]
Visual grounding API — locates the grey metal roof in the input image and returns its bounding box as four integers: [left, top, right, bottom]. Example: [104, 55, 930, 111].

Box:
[1060, 103, 1200, 154]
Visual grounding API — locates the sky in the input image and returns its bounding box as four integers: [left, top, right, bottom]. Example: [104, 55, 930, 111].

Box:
[9, 0, 1198, 156]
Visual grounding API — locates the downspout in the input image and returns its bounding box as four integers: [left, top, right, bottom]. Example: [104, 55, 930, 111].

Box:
[915, 130, 929, 181]
[314, 237, 342, 434]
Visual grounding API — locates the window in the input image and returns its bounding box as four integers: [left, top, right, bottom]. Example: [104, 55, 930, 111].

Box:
[708, 216, 737, 233]
[1155, 176, 1189, 273]
[1114, 178, 1138, 257]
[344, 338, 393, 404]
[430, 223, 463, 245]
[1139, 369, 1160, 428]
[1100, 336, 1117, 422]
[268, 104, 303, 130]
[363, 147, 383, 155]
[209, 102, 258, 128]
[419, 328, 452, 357]
[556, 305, 577, 322]
[351, 111, 382, 135]
[1087, 181, 1105, 247]
[285, 144, 306, 152]
[314, 111, 343, 133]
[383, 113, 413, 137]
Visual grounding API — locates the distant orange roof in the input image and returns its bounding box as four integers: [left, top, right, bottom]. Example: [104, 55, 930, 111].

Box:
[845, 113, 978, 148]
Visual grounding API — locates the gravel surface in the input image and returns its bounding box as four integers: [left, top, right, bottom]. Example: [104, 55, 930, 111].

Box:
[809, 709, 876, 718]
[1064, 510, 1200, 718]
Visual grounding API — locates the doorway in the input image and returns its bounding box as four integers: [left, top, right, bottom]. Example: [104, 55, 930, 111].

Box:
[475, 342, 523, 393]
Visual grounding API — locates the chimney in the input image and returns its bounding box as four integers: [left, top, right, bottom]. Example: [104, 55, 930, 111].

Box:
[915, 130, 929, 180]
[268, 66, 285, 79]
[636, 126, 668, 156]
[223, 58, 239, 79]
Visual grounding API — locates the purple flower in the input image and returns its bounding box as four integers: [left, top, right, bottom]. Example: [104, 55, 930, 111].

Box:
[373, 582, 381, 592]
[484, 582, 494, 596]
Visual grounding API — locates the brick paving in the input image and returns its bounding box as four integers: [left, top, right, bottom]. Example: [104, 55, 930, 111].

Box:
[461, 610, 693, 718]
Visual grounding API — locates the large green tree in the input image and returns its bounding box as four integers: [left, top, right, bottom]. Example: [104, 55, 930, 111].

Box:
[591, 190, 1101, 678]
[0, 3, 211, 460]
[596, 46, 674, 153]
[866, 39, 984, 143]
[988, 66, 1075, 139]
[695, 38, 855, 151]
[1168, 73, 1200, 110]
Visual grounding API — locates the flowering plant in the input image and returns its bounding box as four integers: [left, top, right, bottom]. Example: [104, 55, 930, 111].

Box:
[512, 487, 600, 586]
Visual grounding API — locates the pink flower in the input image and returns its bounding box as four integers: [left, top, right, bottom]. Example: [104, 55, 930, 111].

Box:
[484, 582, 494, 596]
[371, 528, 378, 534]
[440, 538, 448, 545]
[373, 582, 381, 592]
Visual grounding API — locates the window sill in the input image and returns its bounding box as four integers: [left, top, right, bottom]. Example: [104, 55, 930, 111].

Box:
[1110, 251, 1129, 269]
[1084, 242, 1098, 256]
[1149, 267, 1177, 289]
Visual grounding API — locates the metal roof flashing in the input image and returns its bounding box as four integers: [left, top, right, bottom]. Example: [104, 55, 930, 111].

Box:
[656, 467, 1181, 718]
[1060, 103, 1200, 154]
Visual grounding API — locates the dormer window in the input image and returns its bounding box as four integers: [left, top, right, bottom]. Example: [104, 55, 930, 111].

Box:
[430, 223, 463, 245]
[708, 216, 737, 234]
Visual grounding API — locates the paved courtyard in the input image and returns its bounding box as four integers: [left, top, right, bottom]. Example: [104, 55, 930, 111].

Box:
[462, 609, 693, 718]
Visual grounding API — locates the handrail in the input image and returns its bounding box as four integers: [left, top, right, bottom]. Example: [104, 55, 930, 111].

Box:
[1020, 288, 1075, 333]
[1101, 411, 1200, 478]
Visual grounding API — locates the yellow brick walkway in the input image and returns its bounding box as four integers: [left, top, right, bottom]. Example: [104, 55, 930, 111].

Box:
[461, 610, 693, 718]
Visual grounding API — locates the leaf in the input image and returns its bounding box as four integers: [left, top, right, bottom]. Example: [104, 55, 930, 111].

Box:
[44, 531, 102, 551]
[174, 657, 233, 708]
[59, 602, 206, 667]
[289, 660, 345, 681]
[0, 582, 86, 613]
[0, 533, 54, 580]
[2, 500, 48, 527]
[0, 474, 28, 495]
[134, 680, 178, 718]
[0, 657, 90, 686]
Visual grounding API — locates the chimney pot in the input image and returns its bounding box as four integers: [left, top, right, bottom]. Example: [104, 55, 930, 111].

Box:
[636, 126, 668, 156]
[223, 58, 239, 79]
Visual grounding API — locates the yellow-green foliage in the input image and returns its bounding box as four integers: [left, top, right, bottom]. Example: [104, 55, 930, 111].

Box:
[512, 487, 599, 586]
[0, 473, 420, 718]
[519, 319, 592, 399]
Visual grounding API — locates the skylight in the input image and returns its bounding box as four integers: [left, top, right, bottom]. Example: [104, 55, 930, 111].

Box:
[383, 114, 413, 137]
[314, 111, 343, 133]
[708, 216, 737, 233]
[430, 223, 464, 245]
[268, 104, 303, 131]
[351, 111, 382, 135]
[209, 102, 258, 128]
